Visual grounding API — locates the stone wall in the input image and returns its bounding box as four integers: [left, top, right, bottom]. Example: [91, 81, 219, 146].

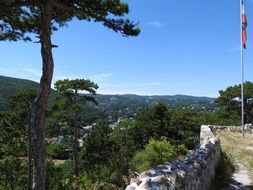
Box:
[125, 125, 221, 190]
[211, 124, 253, 133]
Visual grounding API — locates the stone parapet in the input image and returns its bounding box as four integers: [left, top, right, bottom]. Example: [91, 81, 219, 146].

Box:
[125, 125, 221, 190]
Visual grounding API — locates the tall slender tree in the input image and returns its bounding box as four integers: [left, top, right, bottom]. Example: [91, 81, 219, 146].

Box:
[0, 1, 140, 189]
[8, 89, 37, 190]
[2, 89, 37, 190]
[54, 78, 98, 176]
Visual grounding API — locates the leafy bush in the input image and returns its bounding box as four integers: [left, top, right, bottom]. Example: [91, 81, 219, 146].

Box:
[0, 156, 28, 190]
[175, 144, 187, 155]
[129, 137, 177, 172]
[89, 182, 120, 190]
[47, 142, 71, 159]
[46, 160, 94, 190]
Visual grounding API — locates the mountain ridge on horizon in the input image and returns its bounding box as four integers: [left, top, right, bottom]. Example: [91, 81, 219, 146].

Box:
[0, 75, 216, 112]
[0, 75, 216, 99]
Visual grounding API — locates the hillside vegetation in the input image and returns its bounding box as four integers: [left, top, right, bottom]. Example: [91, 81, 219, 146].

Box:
[0, 75, 216, 113]
[0, 75, 58, 110]
[1, 75, 252, 189]
[0, 75, 39, 109]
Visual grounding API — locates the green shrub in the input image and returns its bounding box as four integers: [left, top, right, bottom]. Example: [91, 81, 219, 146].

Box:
[0, 156, 28, 190]
[175, 144, 187, 155]
[46, 160, 93, 190]
[47, 142, 71, 159]
[90, 181, 120, 190]
[129, 137, 177, 172]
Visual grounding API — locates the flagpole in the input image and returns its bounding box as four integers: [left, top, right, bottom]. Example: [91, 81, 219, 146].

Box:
[240, 0, 245, 138]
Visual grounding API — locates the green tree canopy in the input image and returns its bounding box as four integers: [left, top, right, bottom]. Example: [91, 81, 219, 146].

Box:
[216, 81, 253, 124]
[0, 0, 140, 41]
[0, 89, 37, 190]
[54, 78, 98, 176]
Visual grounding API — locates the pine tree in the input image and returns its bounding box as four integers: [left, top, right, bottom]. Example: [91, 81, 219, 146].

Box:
[1, 1, 140, 189]
[54, 78, 98, 176]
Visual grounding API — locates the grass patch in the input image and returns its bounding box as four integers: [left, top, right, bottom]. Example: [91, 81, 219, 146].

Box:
[217, 131, 253, 185]
[53, 159, 66, 166]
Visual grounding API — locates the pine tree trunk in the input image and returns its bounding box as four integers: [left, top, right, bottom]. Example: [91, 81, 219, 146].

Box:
[73, 124, 79, 176]
[34, 2, 54, 190]
[28, 115, 33, 190]
[73, 89, 79, 176]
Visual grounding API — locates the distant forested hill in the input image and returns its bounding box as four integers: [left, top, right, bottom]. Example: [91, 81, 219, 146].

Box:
[0, 75, 216, 113]
[0, 75, 39, 96]
[91, 94, 216, 121]
[0, 75, 40, 110]
[93, 94, 216, 111]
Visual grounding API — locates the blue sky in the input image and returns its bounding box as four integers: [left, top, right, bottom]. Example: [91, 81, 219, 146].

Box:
[1, 0, 253, 97]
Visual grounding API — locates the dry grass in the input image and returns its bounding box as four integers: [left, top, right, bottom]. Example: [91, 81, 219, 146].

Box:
[217, 131, 253, 183]
[53, 159, 66, 166]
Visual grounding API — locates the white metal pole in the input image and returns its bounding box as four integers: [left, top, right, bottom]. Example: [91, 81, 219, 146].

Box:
[240, 0, 245, 137]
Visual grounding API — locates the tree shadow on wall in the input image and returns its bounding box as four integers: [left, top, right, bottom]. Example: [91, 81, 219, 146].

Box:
[209, 151, 235, 190]
[222, 178, 253, 190]
[210, 150, 253, 190]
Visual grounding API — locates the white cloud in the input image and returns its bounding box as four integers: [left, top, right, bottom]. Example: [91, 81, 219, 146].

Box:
[53, 73, 113, 83]
[135, 82, 161, 87]
[97, 82, 161, 95]
[0, 67, 161, 95]
[149, 21, 164, 28]
[101, 82, 160, 88]
[0, 67, 29, 78]
[0, 67, 13, 73]
[54, 75, 81, 81]
[227, 46, 241, 52]
[90, 73, 114, 82]
[23, 68, 41, 77]
[0, 66, 41, 82]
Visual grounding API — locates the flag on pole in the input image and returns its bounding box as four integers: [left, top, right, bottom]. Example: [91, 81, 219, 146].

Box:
[242, 1, 247, 49]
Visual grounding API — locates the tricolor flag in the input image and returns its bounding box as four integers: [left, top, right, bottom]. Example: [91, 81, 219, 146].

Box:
[242, 1, 247, 49]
